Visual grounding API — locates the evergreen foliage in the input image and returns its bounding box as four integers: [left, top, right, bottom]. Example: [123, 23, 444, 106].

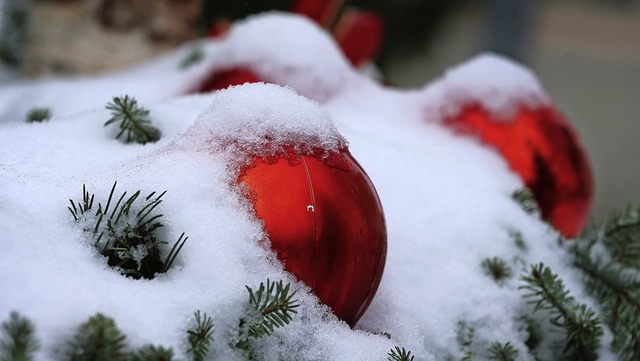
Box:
[572, 207, 640, 360]
[186, 311, 214, 361]
[387, 346, 415, 361]
[179, 46, 205, 69]
[511, 188, 539, 215]
[520, 263, 602, 360]
[481, 257, 513, 284]
[25, 107, 52, 123]
[104, 96, 161, 144]
[68, 182, 188, 279]
[487, 342, 518, 361]
[65, 313, 127, 361]
[235, 279, 300, 356]
[455, 321, 475, 361]
[0, 312, 38, 361]
[129, 345, 175, 361]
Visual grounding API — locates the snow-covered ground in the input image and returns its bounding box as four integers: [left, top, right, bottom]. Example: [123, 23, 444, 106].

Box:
[0, 13, 609, 360]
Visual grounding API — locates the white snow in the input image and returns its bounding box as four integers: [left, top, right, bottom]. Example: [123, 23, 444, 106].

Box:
[0, 12, 611, 361]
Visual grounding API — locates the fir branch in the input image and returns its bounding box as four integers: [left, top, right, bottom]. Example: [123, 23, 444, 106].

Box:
[68, 182, 188, 280]
[104, 95, 160, 144]
[65, 313, 127, 361]
[387, 346, 415, 361]
[455, 321, 475, 361]
[245, 279, 299, 339]
[129, 345, 175, 361]
[520, 263, 602, 360]
[186, 311, 214, 361]
[487, 342, 518, 361]
[179, 46, 204, 69]
[25, 107, 51, 123]
[520, 316, 543, 351]
[0, 312, 38, 361]
[482, 257, 513, 284]
[511, 188, 539, 215]
[572, 211, 640, 361]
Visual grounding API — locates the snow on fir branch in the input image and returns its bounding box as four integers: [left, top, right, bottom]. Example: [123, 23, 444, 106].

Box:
[0, 311, 38, 361]
[572, 206, 640, 360]
[1, 279, 302, 361]
[186, 311, 214, 361]
[387, 346, 415, 361]
[481, 257, 513, 284]
[235, 279, 300, 357]
[104, 95, 161, 144]
[25, 107, 51, 123]
[487, 342, 519, 361]
[520, 263, 603, 360]
[68, 182, 188, 280]
[511, 188, 540, 216]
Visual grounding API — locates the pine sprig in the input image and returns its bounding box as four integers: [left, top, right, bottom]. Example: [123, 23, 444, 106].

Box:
[572, 207, 640, 360]
[104, 95, 161, 144]
[520, 263, 602, 360]
[186, 311, 214, 361]
[25, 107, 51, 123]
[0, 312, 38, 361]
[65, 313, 127, 361]
[245, 279, 299, 339]
[68, 182, 188, 279]
[487, 342, 518, 361]
[455, 321, 475, 361]
[387, 346, 414, 361]
[129, 345, 175, 361]
[511, 188, 539, 216]
[482, 257, 513, 284]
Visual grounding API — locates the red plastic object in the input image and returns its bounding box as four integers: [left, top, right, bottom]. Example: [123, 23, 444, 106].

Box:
[196, 68, 261, 93]
[238, 148, 387, 326]
[444, 104, 593, 238]
[292, 0, 346, 27]
[333, 9, 383, 67]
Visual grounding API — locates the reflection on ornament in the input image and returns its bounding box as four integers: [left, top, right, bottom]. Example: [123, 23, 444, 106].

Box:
[444, 104, 593, 238]
[238, 147, 387, 326]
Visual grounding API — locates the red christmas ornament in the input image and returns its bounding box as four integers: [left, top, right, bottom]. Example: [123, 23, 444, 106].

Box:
[291, 0, 345, 27]
[238, 147, 387, 326]
[332, 9, 383, 68]
[196, 68, 262, 93]
[443, 104, 593, 238]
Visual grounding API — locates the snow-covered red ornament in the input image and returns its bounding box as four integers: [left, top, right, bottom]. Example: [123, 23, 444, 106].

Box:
[196, 68, 261, 93]
[429, 54, 593, 239]
[443, 104, 593, 238]
[238, 147, 387, 326]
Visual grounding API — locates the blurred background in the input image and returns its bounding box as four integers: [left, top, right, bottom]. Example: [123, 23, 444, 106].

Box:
[1, 0, 639, 222]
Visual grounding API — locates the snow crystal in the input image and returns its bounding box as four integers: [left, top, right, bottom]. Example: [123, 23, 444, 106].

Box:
[422, 53, 551, 121]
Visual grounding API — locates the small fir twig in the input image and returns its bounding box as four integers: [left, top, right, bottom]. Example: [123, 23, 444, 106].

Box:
[104, 95, 161, 144]
[186, 311, 214, 361]
[129, 345, 175, 361]
[572, 207, 640, 360]
[25, 107, 51, 123]
[235, 279, 299, 355]
[487, 342, 519, 361]
[520, 263, 602, 360]
[68, 182, 188, 279]
[0, 312, 38, 361]
[179, 46, 204, 69]
[387, 346, 415, 361]
[455, 321, 475, 361]
[482, 257, 513, 284]
[511, 188, 539, 216]
[65, 313, 127, 361]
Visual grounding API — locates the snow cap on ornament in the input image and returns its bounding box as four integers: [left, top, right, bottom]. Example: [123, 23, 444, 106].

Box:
[425, 53, 593, 238]
[178, 83, 387, 326]
[196, 13, 355, 102]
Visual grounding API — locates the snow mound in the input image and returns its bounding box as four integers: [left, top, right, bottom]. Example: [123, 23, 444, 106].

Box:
[422, 53, 551, 121]
[174, 83, 347, 163]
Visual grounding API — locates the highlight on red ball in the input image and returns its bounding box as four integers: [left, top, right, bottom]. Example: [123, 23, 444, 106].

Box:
[238, 147, 387, 326]
[443, 104, 593, 239]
